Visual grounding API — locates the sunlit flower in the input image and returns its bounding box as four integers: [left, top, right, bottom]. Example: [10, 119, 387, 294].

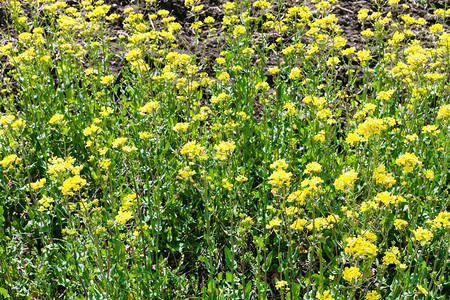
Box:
[343, 266, 361, 282]
[334, 169, 358, 192]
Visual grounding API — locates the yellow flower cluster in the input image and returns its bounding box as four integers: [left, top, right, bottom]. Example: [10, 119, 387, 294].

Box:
[437, 104, 450, 119]
[395, 153, 421, 173]
[372, 164, 396, 187]
[49, 113, 67, 125]
[304, 162, 322, 174]
[394, 219, 408, 230]
[343, 266, 361, 282]
[428, 212, 450, 229]
[365, 291, 380, 300]
[177, 166, 196, 180]
[306, 214, 339, 231]
[268, 169, 292, 187]
[38, 195, 54, 211]
[317, 290, 335, 300]
[139, 101, 160, 116]
[115, 194, 137, 225]
[83, 124, 102, 137]
[382, 246, 401, 265]
[180, 141, 207, 160]
[290, 218, 307, 231]
[30, 178, 46, 190]
[345, 236, 378, 259]
[59, 175, 87, 196]
[266, 217, 282, 229]
[334, 169, 358, 192]
[47, 157, 81, 176]
[214, 141, 236, 160]
[411, 227, 433, 245]
[374, 191, 406, 206]
[0, 154, 21, 170]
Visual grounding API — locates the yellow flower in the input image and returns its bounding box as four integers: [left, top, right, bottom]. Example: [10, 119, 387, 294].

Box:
[270, 159, 288, 170]
[112, 137, 128, 149]
[253, 0, 272, 9]
[417, 285, 428, 296]
[235, 175, 248, 182]
[172, 122, 189, 132]
[394, 218, 408, 230]
[382, 247, 401, 265]
[30, 178, 46, 190]
[217, 71, 230, 81]
[395, 153, 421, 173]
[314, 130, 325, 142]
[375, 191, 405, 206]
[290, 219, 307, 231]
[268, 66, 280, 74]
[268, 169, 292, 187]
[430, 23, 443, 33]
[422, 125, 440, 135]
[83, 124, 102, 137]
[115, 210, 133, 225]
[437, 104, 450, 119]
[49, 113, 67, 125]
[222, 178, 233, 190]
[334, 169, 358, 192]
[0, 114, 15, 125]
[0, 154, 20, 169]
[100, 75, 114, 85]
[139, 101, 159, 115]
[345, 236, 378, 259]
[307, 215, 339, 231]
[326, 57, 340, 66]
[139, 131, 151, 139]
[289, 67, 301, 80]
[233, 25, 246, 37]
[99, 159, 111, 170]
[342, 47, 356, 56]
[100, 106, 114, 117]
[346, 133, 361, 146]
[122, 145, 138, 153]
[266, 217, 282, 229]
[365, 290, 380, 300]
[177, 166, 196, 180]
[304, 162, 322, 174]
[343, 266, 361, 282]
[317, 290, 335, 300]
[216, 57, 226, 65]
[204, 16, 215, 24]
[428, 212, 450, 229]
[275, 280, 288, 290]
[356, 49, 372, 65]
[59, 175, 87, 196]
[411, 227, 433, 245]
[372, 164, 396, 187]
[47, 157, 79, 176]
[424, 169, 434, 179]
[223, 2, 235, 10]
[180, 141, 207, 160]
[214, 141, 236, 160]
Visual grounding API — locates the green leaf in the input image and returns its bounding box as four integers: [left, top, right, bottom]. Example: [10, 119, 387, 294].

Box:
[245, 281, 252, 298]
[224, 246, 235, 271]
[226, 272, 233, 283]
[0, 287, 8, 298]
[263, 251, 273, 272]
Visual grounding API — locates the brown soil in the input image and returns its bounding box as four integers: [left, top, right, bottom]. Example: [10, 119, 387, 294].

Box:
[1, 0, 449, 82]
